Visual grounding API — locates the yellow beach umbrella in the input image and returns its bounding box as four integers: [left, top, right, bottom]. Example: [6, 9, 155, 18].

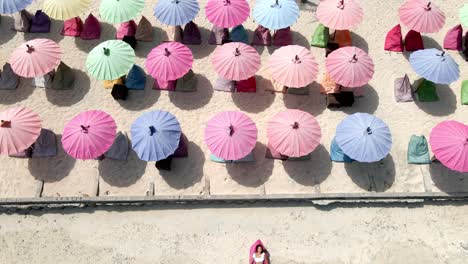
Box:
[43, 0, 92, 20]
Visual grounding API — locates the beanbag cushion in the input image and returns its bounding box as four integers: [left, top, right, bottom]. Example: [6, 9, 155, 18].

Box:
[175, 69, 197, 92]
[111, 84, 128, 100]
[394, 74, 414, 102]
[273, 27, 292, 46]
[407, 135, 431, 164]
[51, 62, 75, 90]
[415, 79, 438, 102]
[310, 23, 329, 48]
[125, 64, 146, 90]
[104, 132, 129, 160]
[230, 25, 249, 44]
[443, 24, 463, 51]
[182, 21, 202, 45]
[135, 16, 154, 42]
[80, 14, 101, 40]
[61, 17, 83, 37]
[251, 25, 271, 46]
[153, 78, 176, 91]
[405, 30, 424, 51]
[461, 80, 468, 105]
[116, 20, 137, 39]
[235, 76, 256, 93]
[330, 137, 353, 162]
[384, 24, 403, 52]
[30, 10, 51, 33]
[214, 77, 235, 92]
[209, 25, 229, 45]
[0, 63, 20, 90]
[32, 129, 57, 158]
[12, 9, 32, 32]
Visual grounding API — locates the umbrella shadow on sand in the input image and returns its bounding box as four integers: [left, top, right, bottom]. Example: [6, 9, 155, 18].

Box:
[28, 134, 76, 183]
[265, 30, 311, 54]
[169, 74, 213, 110]
[0, 78, 35, 105]
[283, 144, 331, 187]
[344, 155, 396, 192]
[0, 16, 17, 45]
[225, 142, 274, 188]
[328, 84, 380, 114]
[45, 70, 90, 106]
[117, 76, 161, 111]
[159, 141, 205, 190]
[74, 22, 117, 53]
[191, 27, 217, 59]
[429, 162, 468, 193]
[23, 18, 64, 43]
[414, 84, 457, 116]
[231, 76, 276, 113]
[350, 32, 369, 53]
[298, 0, 319, 12]
[283, 83, 327, 116]
[98, 149, 146, 187]
[134, 27, 167, 58]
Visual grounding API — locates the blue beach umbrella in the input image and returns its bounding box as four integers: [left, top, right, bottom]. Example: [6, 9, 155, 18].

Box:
[154, 0, 199, 26]
[0, 0, 32, 14]
[131, 110, 182, 161]
[335, 113, 392, 163]
[409, 48, 459, 84]
[253, 0, 300, 30]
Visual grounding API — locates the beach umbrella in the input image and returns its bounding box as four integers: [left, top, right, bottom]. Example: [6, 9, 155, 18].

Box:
[0, 106, 41, 155]
[99, 0, 145, 24]
[267, 109, 321, 157]
[9, 39, 61, 78]
[145, 42, 193, 81]
[43, 0, 91, 20]
[409, 48, 459, 84]
[252, 0, 300, 30]
[131, 110, 182, 162]
[429, 120, 468, 173]
[460, 4, 468, 27]
[205, 111, 257, 160]
[211, 42, 260, 81]
[268, 45, 318, 87]
[205, 0, 250, 28]
[154, 0, 199, 26]
[399, 0, 445, 33]
[0, 0, 32, 14]
[62, 110, 116, 160]
[86, 40, 135, 80]
[326, 46, 374, 87]
[335, 113, 392, 163]
[316, 0, 363, 30]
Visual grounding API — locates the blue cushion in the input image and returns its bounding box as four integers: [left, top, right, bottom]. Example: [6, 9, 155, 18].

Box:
[230, 25, 249, 44]
[330, 137, 354, 163]
[125, 64, 146, 90]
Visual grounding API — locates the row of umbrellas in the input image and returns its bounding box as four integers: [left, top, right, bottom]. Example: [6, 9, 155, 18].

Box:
[2, 0, 466, 32]
[1, 106, 466, 172]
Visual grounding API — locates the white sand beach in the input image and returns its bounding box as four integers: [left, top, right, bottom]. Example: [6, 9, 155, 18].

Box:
[0, 0, 467, 198]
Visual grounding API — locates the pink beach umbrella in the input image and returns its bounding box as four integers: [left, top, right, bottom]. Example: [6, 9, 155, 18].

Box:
[268, 45, 318, 88]
[211, 42, 260, 81]
[399, 0, 445, 33]
[326, 46, 374, 88]
[0, 106, 41, 155]
[267, 109, 321, 157]
[429, 120, 468, 173]
[205, 0, 250, 28]
[145, 42, 193, 81]
[62, 110, 117, 160]
[205, 111, 257, 161]
[316, 0, 363, 30]
[9, 38, 61, 78]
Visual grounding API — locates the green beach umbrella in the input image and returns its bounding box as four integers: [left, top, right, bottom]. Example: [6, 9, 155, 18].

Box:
[99, 0, 145, 24]
[460, 4, 468, 27]
[86, 40, 135, 80]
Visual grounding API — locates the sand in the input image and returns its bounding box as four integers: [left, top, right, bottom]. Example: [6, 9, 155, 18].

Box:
[1, 202, 468, 263]
[0, 0, 467, 198]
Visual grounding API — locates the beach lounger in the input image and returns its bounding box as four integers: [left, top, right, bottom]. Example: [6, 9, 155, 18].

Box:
[111, 84, 129, 100]
[407, 135, 431, 164]
[104, 132, 129, 161]
[30, 10, 50, 33]
[251, 25, 271, 46]
[125, 64, 146, 90]
[116, 20, 137, 40]
[209, 25, 229, 45]
[273, 27, 292, 46]
[182, 21, 202, 45]
[384, 24, 403, 52]
[135, 16, 154, 42]
[175, 69, 197, 92]
[0, 63, 20, 90]
[32, 129, 57, 158]
[80, 14, 101, 40]
[443, 24, 463, 51]
[415, 79, 438, 102]
[12, 10, 32, 32]
[166, 26, 183, 42]
[404, 30, 424, 51]
[311, 23, 329, 48]
[230, 25, 249, 44]
[61, 17, 83, 37]
[330, 137, 353, 163]
[394, 74, 414, 102]
[51, 62, 75, 90]
[236, 76, 256, 93]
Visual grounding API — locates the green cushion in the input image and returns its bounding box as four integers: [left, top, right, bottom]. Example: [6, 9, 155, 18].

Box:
[310, 23, 329, 48]
[462, 80, 468, 105]
[407, 135, 431, 164]
[175, 69, 197, 92]
[416, 79, 439, 102]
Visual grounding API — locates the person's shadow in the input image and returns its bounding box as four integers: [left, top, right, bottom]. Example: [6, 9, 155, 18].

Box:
[414, 83, 457, 116]
[231, 76, 276, 113]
